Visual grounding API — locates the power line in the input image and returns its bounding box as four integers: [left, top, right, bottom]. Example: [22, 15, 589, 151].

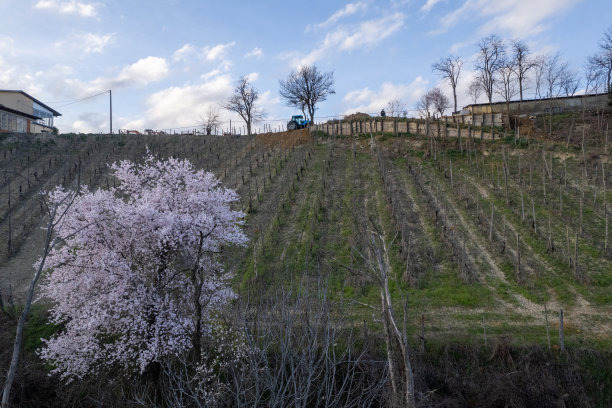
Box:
[50, 91, 110, 108]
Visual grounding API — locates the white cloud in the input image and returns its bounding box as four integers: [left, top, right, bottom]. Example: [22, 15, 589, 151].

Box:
[200, 69, 221, 80]
[71, 112, 108, 133]
[433, 0, 583, 37]
[55, 32, 114, 53]
[81, 33, 113, 53]
[143, 75, 234, 130]
[244, 72, 259, 83]
[34, 0, 99, 18]
[203, 42, 235, 61]
[244, 47, 263, 58]
[173, 43, 195, 61]
[122, 74, 280, 132]
[0, 37, 16, 57]
[116, 56, 168, 86]
[0, 50, 43, 95]
[307, 2, 368, 31]
[421, 0, 443, 13]
[294, 12, 405, 67]
[45, 56, 169, 100]
[342, 77, 429, 115]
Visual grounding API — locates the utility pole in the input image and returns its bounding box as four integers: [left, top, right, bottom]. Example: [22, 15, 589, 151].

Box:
[109, 89, 113, 134]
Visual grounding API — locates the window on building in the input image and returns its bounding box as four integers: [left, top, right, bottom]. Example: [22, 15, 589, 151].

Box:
[0, 112, 7, 130]
[16, 117, 25, 133]
[8, 114, 16, 132]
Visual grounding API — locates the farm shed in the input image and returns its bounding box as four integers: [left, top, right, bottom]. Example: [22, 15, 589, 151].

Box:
[461, 92, 609, 116]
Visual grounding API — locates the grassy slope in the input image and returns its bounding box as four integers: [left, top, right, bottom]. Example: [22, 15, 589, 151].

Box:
[0, 118, 611, 405]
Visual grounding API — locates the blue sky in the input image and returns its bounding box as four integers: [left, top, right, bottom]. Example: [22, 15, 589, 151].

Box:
[0, 0, 610, 133]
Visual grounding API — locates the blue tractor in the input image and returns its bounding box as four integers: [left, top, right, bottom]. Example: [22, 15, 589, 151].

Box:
[287, 115, 311, 131]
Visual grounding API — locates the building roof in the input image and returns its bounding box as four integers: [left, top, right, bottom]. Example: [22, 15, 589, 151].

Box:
[0, 104, 41, 120]
[0, 90, 62, 116]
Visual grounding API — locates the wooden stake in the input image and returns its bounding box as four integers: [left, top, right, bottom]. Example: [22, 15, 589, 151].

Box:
[521, 189, 525, 223]
[516, 232, 521, 279]
[559, 309, 565, 352]
[574, 233, 578, 279]
[482, 314, 488, 350]
[544, 303, 551, 352]
[489, 205, 494, 241]
[531, 197, 537, 233]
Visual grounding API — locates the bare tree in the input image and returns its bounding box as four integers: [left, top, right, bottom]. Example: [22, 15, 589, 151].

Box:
[416, 92, 434, 118]
[223, 76, 265, 135]
[533, 54, 547, 99]
[279, 65, 335, 123]
[2, 189, 77, 408]
[417, 88, 450, 119]
[430, 88, 451, 118]
[543, 53, 567, 99]
[224, 290, 387, 408]
[468, 80, 482, 105]
[386, 99, 407, 117]
[539, 53, 569, 136]
[474, 34, 506, 104]
[510, 40, 537, 102]
[559, 66, 580, 97]
[432, 56, 463, 113]
[352, 231, 415, 408]
[510, 40, 537, 115]
[201, 106, 220, 135]
[588, 25, 612, 93]
[495, 61, 519, 119]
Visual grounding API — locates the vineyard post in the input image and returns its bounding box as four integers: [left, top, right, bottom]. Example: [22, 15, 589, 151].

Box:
[420, 314, 426, 352]
[559, 183, 563, 215]
[444, 116, 448, 139]
[579, 186, 583, 235]
[521, 190, 525, 223]
[544, 303, 551, 352]
[394, 118, 398, 138]
[542, 160, 547, 202]
[516, 233, 521, 279]
[559, 309, 565, 352]
[581, 128, 586, 171]
[566, 226, 571, 267]
[457, 125, 461, 153]
[502, 146, 509, 204]
[489, 204, 494, 241]
[574, 233, 578, 279]
[548, 212, 553, 252]
[602, 160, 607, 251]
[531, 197, 536, 233]
[482, 314, 488, 350]
[7, 185, 11, 255]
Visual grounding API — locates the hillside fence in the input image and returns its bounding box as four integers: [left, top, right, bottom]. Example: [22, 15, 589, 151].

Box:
[311, 115, 507, 140]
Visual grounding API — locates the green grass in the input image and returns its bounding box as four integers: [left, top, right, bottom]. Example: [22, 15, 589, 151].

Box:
[23, 305, 60, 352]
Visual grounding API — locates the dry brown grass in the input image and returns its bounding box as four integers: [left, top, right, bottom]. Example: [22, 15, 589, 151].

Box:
[256, 129, 311, 150]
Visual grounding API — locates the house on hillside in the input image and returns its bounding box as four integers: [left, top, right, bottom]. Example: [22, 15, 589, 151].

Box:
[0, 90, 61, 134]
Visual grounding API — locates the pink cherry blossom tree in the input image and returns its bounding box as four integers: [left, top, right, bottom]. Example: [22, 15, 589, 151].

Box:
[37, 154, 247, 380]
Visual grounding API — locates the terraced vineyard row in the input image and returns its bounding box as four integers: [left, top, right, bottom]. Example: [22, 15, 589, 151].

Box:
[0, 123, 610, 350]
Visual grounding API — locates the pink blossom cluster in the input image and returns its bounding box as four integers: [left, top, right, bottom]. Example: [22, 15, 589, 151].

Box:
[38, 155, 247, 379]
